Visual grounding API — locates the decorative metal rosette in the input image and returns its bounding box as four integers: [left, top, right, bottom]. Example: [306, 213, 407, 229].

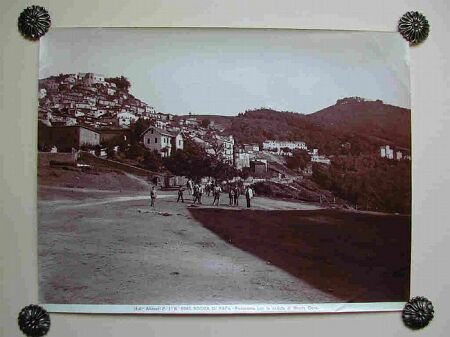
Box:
[18, 5, 51, 40]
[398, 11, 429, 45]
[18, 305, 51, 337]
[402, 296, 434, 329]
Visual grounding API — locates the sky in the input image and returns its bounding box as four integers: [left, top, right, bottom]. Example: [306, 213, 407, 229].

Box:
[40, 28, 410, 115]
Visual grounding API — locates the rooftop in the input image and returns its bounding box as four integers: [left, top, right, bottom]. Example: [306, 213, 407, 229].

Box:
[141, 125, 180, 138]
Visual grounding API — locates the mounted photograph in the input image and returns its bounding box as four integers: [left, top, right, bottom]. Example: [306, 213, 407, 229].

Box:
[37, 28, 411, 313]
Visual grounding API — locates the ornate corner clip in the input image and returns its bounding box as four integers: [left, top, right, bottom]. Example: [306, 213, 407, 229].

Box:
[18, 5, 51, 40]
[402, 296, 434, 329]
[18, 305, 51, 337]
[398, 11, 430, 45]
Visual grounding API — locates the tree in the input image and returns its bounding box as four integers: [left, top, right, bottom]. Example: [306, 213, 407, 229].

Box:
[203, 131, 225, 160]
[130, 118, 152, 145]
[126, 144, 145, 160]
[106, 146, 116, 159]
[141, 150, 163, 171]
[94, 145, 102, 156]
[311, 155, 411, 213]
[311, 162, 332, 189]
[286, 149, 311, 170]
[240, 167, 252, 179]
[212, 161, 239, 181]
[163, 149, 190, 177]
[201, 118, 211, 128]
[163, 138, 213, 179]
[118, 138, 128, 153]
[105, 76, 131, 91]
[163, 137, 238, 181]
[101, 135, 125, 148]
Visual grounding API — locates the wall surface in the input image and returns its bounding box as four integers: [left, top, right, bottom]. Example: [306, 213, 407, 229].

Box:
[1, 1, 449, 336]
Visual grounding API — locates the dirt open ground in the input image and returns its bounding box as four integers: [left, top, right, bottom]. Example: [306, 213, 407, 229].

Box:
[38, 180, 410, 305]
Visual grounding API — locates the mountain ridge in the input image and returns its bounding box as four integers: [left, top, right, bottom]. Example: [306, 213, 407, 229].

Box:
[192, 97, 410, 155]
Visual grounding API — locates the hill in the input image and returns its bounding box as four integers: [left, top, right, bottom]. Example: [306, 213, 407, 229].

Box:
[307, 97, 411, 149]
[222, 98, 410, 155]
[197, 115, 234, 129]
[174, 114, 234, 130]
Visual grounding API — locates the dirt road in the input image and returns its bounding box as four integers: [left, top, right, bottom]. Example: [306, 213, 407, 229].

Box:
[38, 186, 340, 304]
[38, 185, 410, 305]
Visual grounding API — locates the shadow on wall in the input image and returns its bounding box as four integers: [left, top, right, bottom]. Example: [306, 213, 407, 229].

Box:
[188, 208, 411, 303]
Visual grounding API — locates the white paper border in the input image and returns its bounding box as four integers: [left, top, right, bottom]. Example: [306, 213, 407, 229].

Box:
[42, 302, 404, 314]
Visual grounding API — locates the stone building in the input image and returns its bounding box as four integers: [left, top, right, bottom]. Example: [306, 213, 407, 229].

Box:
[39, 125, 100, 152]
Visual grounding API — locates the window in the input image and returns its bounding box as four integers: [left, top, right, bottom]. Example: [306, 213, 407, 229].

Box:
[179, 140, 182, 146]
[150, 129, 154, 134]
[147, 138, 150, 144]
[155, 138, 157, 143]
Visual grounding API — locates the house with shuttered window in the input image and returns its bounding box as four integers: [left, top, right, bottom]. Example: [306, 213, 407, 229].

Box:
[141, 126, 183, 157]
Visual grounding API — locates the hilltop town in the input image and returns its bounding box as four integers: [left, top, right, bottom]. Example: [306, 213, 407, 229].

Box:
[38, 73, 331, 178]
[38, 72, 411, 213]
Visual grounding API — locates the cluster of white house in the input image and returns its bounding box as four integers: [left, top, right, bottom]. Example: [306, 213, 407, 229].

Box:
[262, 140, 330, 165]
[262, 140, 307, 151]
[39, 73, 157, 129]
[140, 124, 332, 168]
[41, 119, 333, 179]
[380, 145, 411, 161]
[141, 124, 234, 163]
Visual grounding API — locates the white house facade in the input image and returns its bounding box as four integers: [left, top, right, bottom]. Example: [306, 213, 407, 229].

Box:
[380, 145, 394, 159]
[142, 126, 184, 157]
[262, 140, 307, 151]
[311, 155, 331, 165]
[117, 111, 138, 127]
[235, 152, 250, 170]
[217, 135, 234, 164]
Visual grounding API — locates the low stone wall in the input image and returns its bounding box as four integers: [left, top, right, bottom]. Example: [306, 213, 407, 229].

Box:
[79, 152, 157, 176]
[38, 152, 78, 167]
[78, 152, 184, 188]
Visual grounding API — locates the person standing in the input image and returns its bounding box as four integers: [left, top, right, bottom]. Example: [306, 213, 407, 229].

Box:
[177, 186, 184, 203]
[206, 181, 212, 197]
[234, 185, 240, 206]
[188, 179, 194, 195]
[245, 186, 251, 208]
[213, 184, 222, 206]
[186, 179, 191, 195]
[205, 183, 210, 197]
[193, 183, 200, 204]
[198, 184, 204, 204]
[228, 185, 234, 206]
[150, 186, 157, 208]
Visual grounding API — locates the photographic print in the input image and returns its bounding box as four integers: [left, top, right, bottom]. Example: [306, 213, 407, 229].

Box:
[38, 28, 411, 313]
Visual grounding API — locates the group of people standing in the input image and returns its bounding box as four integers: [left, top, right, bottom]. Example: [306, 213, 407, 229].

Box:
[226, 184, 255, 208]
[153, 179, 254, 208]
[183, 179, 205, 204]
[228, 185, 241, 206]
[178, 179, 223, 206]
[192, 182, 205, 204]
